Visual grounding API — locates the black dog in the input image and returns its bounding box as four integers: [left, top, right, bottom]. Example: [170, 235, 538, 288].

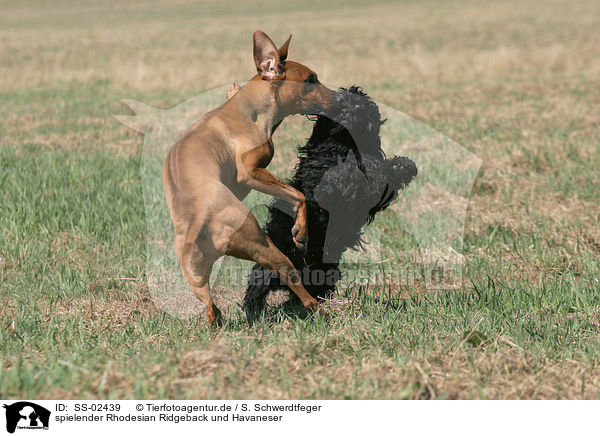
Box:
[243, 86, 417, 318]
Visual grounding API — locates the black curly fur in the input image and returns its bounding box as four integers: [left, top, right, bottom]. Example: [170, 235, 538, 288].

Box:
[243, 86, 417, 318]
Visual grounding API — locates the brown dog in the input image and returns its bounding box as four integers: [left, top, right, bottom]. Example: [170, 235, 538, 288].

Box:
[162, 30, 337, 324]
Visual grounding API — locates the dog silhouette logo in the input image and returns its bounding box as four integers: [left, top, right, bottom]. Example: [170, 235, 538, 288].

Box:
[2, 402, 50, 433]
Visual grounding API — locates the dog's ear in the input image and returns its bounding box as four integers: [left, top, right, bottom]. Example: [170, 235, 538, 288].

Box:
[253, 30, 284, 80]
[226, 82, 241, 100]
[278, 34, 292, 62]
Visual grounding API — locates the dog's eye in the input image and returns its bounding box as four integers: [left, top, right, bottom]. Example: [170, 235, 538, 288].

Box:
[306, 74, 317, 84]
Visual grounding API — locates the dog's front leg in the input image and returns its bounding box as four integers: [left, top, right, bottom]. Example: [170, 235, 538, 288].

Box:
[236, 139, 308, 252]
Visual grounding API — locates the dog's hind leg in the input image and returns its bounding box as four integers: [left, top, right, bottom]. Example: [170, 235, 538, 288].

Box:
[191, 277, 222, 326]
[223, 211, 325, 319]
[177, 217, 223, 325]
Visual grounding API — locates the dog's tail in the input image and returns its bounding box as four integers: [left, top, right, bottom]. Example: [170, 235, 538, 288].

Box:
[180, 219, 208, 288]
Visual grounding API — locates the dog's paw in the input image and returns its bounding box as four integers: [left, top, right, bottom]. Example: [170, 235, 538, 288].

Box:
[206, 304, 223, 327]
[292, 223, 308, 253]
[303, 299, 329, 321]
[315, 306, 330, 322]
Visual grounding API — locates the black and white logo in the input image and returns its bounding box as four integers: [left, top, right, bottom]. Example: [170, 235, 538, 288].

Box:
[2, 402, 50, 434]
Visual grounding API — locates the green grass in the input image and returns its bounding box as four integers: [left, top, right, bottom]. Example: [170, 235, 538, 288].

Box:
[1, 0, 600, 399]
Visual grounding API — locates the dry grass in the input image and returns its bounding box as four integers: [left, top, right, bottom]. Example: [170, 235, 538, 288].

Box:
[16, 285, 600, 400]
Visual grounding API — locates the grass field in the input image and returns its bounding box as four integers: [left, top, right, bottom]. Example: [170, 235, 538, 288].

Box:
[1, 0, 600, 399]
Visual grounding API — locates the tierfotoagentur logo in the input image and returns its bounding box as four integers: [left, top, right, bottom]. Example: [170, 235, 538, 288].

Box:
[2, 402, 50, 433]
[116, 82, 481, 319]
